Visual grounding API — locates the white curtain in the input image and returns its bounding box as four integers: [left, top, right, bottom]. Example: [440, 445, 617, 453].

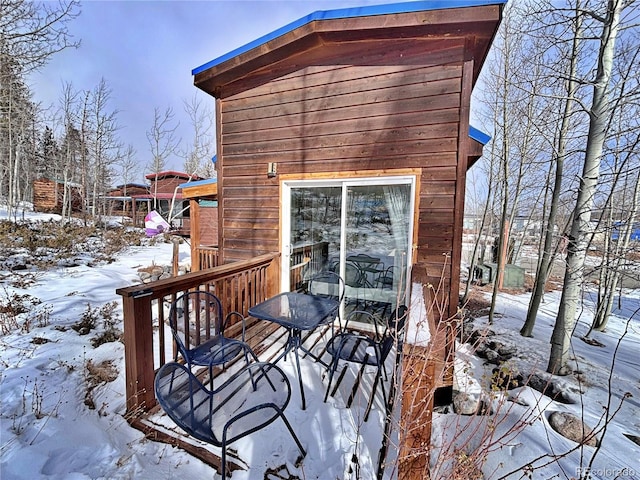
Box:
[383, 184, 410, 303]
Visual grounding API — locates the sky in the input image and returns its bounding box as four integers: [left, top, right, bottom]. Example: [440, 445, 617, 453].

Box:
[1, 204, 639, 479]
[28, 0, 399, 184]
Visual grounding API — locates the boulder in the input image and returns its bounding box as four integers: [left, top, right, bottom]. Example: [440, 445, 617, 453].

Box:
[548, 411, 598, 447]
[453, 391, 482, 415]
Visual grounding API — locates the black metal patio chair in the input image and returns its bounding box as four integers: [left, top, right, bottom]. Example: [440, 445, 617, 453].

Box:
[169, 290, 257, 388]
[304, 270, 345, 335]
[323, 307, 406, 421]
[155, 361, 306, 478]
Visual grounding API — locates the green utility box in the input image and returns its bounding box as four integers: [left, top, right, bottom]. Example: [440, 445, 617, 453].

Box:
[473, 262, 524, 289]
[473, 262, 497, 285]
[502, 264, 525, 289]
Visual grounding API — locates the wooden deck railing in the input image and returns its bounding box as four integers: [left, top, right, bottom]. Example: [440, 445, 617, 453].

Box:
[116, 252, 280, 414]
[289, 241, 329, 290]
[195, 245, 219, 270]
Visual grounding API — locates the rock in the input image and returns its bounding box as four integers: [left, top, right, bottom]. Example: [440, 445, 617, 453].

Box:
[529, 372, 580, 404]
[453, 391, 481, 415]
[548, 411, 598, 447]
[484, 349, 501, 364]
[495, 343, 517, 358]
[138, 271, 152, 282]
[151, 266, 164, 276]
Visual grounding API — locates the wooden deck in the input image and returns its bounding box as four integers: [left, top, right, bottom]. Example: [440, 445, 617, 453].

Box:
[130, 316, 402, 478]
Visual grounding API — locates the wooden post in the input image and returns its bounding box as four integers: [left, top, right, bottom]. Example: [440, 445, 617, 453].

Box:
[172, 237, 180, 276]
[398, 345, 435, 480]
[396, 279, 437, 480]
[190, 199, 201, 272]
[121, 294, 156, 413]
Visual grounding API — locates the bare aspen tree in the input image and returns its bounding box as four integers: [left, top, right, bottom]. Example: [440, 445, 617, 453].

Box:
[0, 0, 79, 214]
[89, 78, 120, 219]
[58, 81, 80, 223]
[461, 154, 495, 305]
[0, 0, 79, 75]
[481, 5, 543, 323]
[587, 39, 640, 334]
[182, 95, 215, 177]
[522, 1, 584, 337]
[78, 88, 91, 223]
[116, 144, 139, 191]
[549, 0, 623, 375]
[146, 106, 180, 210]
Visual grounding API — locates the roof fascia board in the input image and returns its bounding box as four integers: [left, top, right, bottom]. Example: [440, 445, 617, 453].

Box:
[469, 125, 491, 145]
[179, 178, 218, 189]
[192, 0, 507, 75]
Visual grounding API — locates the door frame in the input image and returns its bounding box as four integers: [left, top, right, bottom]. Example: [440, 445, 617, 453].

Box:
[280, 174, 417, 304]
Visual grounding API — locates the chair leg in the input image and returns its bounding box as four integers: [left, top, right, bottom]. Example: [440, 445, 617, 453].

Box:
[208, 365, 215, 391]
[278, 412, 307, 458]
[364, 365, 387, 422]
[324, 358, 339, 403]
[221, 444, 228, 478]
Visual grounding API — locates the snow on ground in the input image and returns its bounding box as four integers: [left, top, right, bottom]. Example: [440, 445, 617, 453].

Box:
[1, 205, 639, 479]
[430, 289, 640, 479]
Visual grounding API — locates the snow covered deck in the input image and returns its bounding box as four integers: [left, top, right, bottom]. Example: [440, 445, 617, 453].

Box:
[131, 319, 401, 478]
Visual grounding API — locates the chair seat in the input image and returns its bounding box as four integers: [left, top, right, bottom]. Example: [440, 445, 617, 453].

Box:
[155, 361, 306, 478]
[323, 308, 405, 421]
[187, 335, 248, 367]
[326, 333, 380, 367]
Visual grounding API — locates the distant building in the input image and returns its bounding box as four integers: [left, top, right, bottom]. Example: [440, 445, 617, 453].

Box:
[178, 177, 219, 270]
[102, 183, 151, 226]
[137, 171, 204, 232]
[33, 177, 83, 214]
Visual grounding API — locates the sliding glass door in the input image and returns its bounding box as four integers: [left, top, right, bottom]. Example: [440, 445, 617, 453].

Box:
[282, 176, 414, 323]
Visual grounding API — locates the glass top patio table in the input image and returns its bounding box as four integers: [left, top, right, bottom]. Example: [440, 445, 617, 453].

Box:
[249, 292, 339, 409]
[249, 292, 339, 331]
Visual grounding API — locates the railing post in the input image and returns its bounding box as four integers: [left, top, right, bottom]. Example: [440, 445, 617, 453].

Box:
[121, 293, 156, 413]
[397, 277, 437, 479]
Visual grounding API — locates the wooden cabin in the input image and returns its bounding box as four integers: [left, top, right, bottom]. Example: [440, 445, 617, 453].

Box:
[178, 177, 219, 270]
[143, 171, 203, 232]
[103, 183, 150, 225]
[117, 2, 504, 478]
[192, 0, 503, 473]
[33, 177, 83, 214]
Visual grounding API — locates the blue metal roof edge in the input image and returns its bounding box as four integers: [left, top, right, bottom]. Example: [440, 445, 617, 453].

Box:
[179, 178, 218, 189]
[469, 125, 491, 145]
[192, 0, 507, 75]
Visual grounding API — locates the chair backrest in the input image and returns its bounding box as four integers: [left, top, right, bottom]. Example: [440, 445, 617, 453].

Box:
[154, 362, 217, 444]
[344, 309, 384, 337]
[306, 270, 345, 305]
[154, 361, 292, 447]
[169, 290, 224, 357]
[341, 308, 406, 361]
[343, 261, 365, 287]
[376, 266, 394, 288]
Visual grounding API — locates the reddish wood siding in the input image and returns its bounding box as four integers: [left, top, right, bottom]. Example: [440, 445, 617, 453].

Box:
[33, 178, 83, 213]
[107, 185, 149, 197]
[150, 177, 188, 195]
[199, 206, 218, 246]
[219, 60, 464, 295]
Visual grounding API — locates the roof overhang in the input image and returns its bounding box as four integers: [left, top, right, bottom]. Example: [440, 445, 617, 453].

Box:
[179, 178, 218, 199]
[193, 0, 505, 98]
[467, 125, 491, 168]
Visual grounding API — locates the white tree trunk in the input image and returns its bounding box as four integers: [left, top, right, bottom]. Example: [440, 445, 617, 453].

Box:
[548, 0, 622, 375]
